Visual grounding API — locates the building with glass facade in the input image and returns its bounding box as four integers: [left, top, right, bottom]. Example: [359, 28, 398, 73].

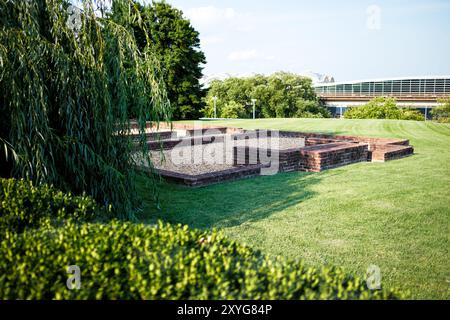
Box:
[314, 76, 450, 97]
[314, 76, 450, 118]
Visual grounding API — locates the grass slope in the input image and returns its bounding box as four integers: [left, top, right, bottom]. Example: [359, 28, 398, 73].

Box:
[137, 119, 450, 299]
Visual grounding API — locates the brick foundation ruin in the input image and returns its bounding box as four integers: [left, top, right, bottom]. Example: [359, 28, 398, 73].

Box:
[133, 122, 414, 187]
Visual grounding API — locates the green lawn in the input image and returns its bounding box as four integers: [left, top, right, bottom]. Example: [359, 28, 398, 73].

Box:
[136, 118, 450, 299]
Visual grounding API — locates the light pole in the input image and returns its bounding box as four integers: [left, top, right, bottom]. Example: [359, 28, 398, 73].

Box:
[251, 99, 257, 120]
[212, 96, 218, 119]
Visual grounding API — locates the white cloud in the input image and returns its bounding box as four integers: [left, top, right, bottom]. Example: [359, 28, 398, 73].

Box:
[183, 6, 256, 33]
[228, 50, 259, 61]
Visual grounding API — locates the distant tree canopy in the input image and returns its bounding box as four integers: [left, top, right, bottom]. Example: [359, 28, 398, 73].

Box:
[204, 72, 330, 119]
[0, 0, 171, 218]
[110, 0, 206, 120]
[432, 97, 450, 123]
[344, 97, 424, 121]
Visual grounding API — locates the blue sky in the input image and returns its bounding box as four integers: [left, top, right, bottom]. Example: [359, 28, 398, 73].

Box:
[153, 0, 450, 81]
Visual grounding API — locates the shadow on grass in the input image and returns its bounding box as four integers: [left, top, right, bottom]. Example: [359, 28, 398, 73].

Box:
[136, 171, 321, 230]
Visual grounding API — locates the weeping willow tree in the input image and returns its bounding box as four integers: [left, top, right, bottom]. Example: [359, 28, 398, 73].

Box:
[0, 0, 171, 218]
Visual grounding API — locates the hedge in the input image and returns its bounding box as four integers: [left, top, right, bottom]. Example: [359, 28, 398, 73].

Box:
[0, 221, 406, 300]
[0, 179, 405, 299]
[431, 98, 450, 123]
[0, 178, 107, 233]
[344, 97, 424, 121]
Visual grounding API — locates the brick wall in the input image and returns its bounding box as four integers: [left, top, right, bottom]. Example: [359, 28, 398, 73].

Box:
[299, 143, 369, 172]
[371, 144, 414, 162]
[146, 134, 227, 151]
[130, 131, 174, 142]
[233, 142, 369, 173]
[139, 165, 264, 187]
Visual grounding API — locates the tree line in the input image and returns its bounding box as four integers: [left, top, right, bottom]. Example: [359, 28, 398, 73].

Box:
[203, 72, 330, 119]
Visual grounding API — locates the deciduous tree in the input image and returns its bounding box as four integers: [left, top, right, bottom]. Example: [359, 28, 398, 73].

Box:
[110, 1, 206, 120]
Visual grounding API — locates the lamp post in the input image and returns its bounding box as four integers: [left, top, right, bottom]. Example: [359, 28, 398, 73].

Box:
[251, 99, 257, 120]
[212, 96, 218, 119]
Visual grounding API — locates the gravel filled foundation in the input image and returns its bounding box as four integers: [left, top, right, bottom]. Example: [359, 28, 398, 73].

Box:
[135, 136, 305, 175]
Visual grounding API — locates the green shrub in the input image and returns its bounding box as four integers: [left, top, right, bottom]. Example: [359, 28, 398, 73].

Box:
[295, 99, 331, 118]
[432, 98, 450, 123]
[0, 178, 106, 233]
[434, 117, 450, 123]
[0, 220, 405, 300]
[221, 101, 247, 119]
[400, 109, 425, 121]
[345, 97, 424, 121]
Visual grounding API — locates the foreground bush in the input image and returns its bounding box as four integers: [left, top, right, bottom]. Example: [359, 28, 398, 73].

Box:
[345, 97, 424, 121]
[0, 178, 105, 233]
[0, 221, 405, 300]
